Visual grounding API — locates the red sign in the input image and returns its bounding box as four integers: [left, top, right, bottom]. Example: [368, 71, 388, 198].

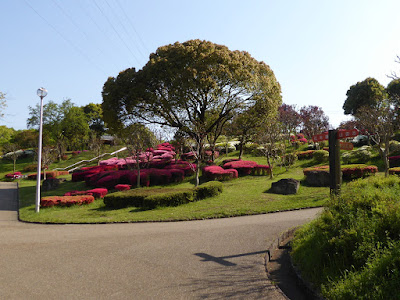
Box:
[337, 129, 359, 139]
[312, 132, 329, 142]
[340, 142, 354, 150]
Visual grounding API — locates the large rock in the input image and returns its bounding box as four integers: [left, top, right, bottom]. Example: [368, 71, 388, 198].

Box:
[42, 178, 65, 191]
[270, 178, 300, 195]
[304, 171, 330, 187]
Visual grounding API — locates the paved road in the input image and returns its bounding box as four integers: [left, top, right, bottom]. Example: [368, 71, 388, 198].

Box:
[0, 182, 322, 299]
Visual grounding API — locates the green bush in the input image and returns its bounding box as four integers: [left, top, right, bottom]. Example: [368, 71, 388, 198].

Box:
[144, 190, 194, 208]
[194, 181, 223, 199]
[104, 182, 223, 209]
[243, 143, 259, 154]
[313, 150, 329, 163]
[291, 176, 400, 299]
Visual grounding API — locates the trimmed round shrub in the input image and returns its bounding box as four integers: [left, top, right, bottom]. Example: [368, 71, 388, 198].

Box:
[194, 181, 223, 199]
[297, 150, 315, 160]
[115, 184, 131, 191]
[313, 150, 329, 164]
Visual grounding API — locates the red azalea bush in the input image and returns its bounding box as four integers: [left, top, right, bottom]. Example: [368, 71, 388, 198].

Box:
[297, 150, 315, 160]
[72, 165, 118, 182]
[251, 165, 271, 176]
[298, 138, 308, 143]
[303, 164, 378, 181]
[115, 184, 131, 191]
[203, 165, 236, 181]
[41, 195, 94, 207]
[221, 158, 241, 165]
[222, 160, 258, 176]
[64, 188, 108, 198]
[5, 172, 22, 179]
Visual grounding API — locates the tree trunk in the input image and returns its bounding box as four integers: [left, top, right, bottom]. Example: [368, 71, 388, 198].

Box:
[238, 142, 244, 160]
[137, 165, 141, 188]
[266, 154, 273, 179]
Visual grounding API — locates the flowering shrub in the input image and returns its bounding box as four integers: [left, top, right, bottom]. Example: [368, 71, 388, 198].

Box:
[72, 151, 81, 156]
[389, 167, 400, 175]
[303, 164, 378, 181]
[251, 165, 271, 176]
[41, 195, 94, 207]
[221, 158, 241, 165]
[64, 188, 108, 198]
[298, 138, 308, 143]
[115, 184, 131, 191]
[72, 165, 118, 182]
[5, 172, 22, 179]
[297, 150, 315, 160]
[223, 160, 258, 176]
[203, 165, 236, 181]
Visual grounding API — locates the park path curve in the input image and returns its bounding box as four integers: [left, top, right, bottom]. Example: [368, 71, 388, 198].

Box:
[0, 182, 322, 299]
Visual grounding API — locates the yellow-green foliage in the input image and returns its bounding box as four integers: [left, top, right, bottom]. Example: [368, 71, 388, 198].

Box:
[291, 176, 400, 299]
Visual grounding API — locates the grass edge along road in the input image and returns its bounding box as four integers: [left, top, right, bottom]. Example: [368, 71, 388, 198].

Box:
[18, 166, 329, 224]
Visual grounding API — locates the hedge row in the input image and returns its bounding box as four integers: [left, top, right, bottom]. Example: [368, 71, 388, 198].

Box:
[304, 164, 378, 181]
[296, 150, 315, 160]
[103, 181, 223, 209]
[41, 195, 94, 207]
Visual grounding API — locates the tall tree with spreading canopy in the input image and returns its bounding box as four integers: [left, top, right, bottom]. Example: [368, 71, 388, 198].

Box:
[355, 101, 399, 177]
[102, 40, 282, 185]
[299, 105, 329, 139]
[279, 103, 301, 144]
[343, 77, 386, 115]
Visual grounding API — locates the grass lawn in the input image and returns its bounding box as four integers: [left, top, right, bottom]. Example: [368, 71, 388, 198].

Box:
[16, 154, 330, 223]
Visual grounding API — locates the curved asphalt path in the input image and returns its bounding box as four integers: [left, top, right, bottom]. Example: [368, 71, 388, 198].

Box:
[0, 182, 322, 299]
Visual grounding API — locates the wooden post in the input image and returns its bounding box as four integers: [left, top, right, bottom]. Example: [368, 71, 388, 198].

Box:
[329, 130, 341, 196]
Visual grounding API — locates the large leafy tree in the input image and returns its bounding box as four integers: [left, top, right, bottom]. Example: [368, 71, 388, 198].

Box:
[230, 98, 277, 159]
[27, 99, 74, 144]
[355, 100, 399, 176]
[343, 77, 386, 115]
[83, 103, 106, 136]
[279, 103, 301, 144]
[299, 105, 329, 139]
[119, 123, 158, 188]
[387, 78, 400, 107]
[102, 39, 282, 185]
[60, 106, 90, 150]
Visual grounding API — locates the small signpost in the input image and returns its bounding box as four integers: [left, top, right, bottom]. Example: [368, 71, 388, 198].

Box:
[312, 128, 359, 196]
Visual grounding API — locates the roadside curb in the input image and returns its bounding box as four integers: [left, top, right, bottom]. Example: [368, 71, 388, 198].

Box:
[264, 227, 323, 300]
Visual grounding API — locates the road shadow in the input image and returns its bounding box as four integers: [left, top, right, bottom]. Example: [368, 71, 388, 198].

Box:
[0, 182, 18, 211]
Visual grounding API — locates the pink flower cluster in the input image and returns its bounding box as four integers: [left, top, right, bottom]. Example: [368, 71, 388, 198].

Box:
[41, 195, 94, 207]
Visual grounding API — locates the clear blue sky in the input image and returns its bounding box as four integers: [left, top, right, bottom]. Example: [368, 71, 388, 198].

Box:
[1, 0, 400, 131]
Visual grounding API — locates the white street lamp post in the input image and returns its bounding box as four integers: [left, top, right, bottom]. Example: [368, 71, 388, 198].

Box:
[35, 87, 47, 213]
